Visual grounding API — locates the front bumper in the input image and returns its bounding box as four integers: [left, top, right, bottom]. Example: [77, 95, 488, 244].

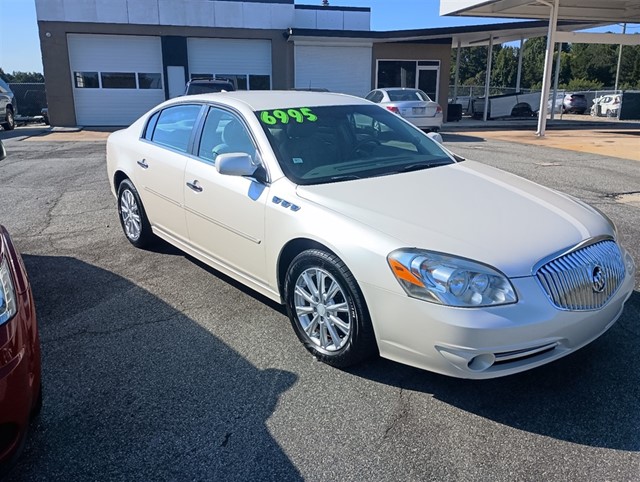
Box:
[362, 248, 636, 379]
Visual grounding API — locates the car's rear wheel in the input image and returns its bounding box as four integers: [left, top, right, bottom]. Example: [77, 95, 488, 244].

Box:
[2, 107, 15, 130]
[284, 249, 377, 368]
[117, 179, 154, 248]
[511, 103, 532, 117]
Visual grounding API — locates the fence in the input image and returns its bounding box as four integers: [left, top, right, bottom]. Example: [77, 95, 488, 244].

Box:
[448, 85, 538, 101]
[8, 82, 47, 117]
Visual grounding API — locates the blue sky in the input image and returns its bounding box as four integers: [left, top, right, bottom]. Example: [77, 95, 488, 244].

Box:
[0, 0, 635, 74]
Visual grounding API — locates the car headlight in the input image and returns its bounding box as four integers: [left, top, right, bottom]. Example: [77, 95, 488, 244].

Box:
[387, 249, 517, 307]
[0, 256, 17, 325]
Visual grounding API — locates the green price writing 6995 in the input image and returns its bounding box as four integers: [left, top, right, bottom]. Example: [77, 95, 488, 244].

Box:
[260, 108, 318, 125]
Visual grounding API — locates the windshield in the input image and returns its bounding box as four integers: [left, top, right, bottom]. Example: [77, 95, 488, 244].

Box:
[387, 90, 430, 102]
[256, 104, 454, 185]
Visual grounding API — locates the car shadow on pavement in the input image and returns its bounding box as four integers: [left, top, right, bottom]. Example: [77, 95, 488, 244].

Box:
[350, 290, 640, 452]
[6, 255, 301, 481]
[0, 127, 51, 140]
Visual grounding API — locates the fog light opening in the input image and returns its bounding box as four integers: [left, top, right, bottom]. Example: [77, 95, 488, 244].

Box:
[467, 353, 495, 372]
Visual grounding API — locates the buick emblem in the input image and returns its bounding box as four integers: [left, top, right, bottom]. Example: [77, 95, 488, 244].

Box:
[592, 266, 606, 293]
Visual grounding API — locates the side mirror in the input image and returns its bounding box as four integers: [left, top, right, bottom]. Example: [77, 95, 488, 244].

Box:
[0, 140, 6, 161]
[216, 153, 256, 177]
[427, 131, 443, 144]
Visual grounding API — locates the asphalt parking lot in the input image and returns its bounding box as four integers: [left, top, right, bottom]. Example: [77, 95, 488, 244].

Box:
[1, 128, 639, 481]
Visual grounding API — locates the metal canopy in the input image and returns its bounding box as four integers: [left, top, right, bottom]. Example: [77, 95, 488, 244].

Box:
[441, 0, 640, 135]
[441, 0, 640, 23]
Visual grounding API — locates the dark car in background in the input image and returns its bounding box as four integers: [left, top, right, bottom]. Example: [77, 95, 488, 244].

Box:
[184, 78, 235, 96]
[0, 79, 17, 130]
[0, 142, 43, 475]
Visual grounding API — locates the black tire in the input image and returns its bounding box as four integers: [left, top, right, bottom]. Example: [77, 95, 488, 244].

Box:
[2, 107, 15, 130]
[117, 179, 154, 248]
[511, 103, 532, 117]
[284, 249, 377, 368]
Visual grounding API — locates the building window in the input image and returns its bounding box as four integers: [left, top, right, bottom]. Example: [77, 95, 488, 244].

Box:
[138, 73, 163, 89]
[377, 61, 416, 89]
[192, 73, 270, 91]
[376, 60, 440, 102]
[101, 72, 136, 89]
[74, 72, 99, 88]
[219, 74, 247, 90]
[249, 75, 270, 91]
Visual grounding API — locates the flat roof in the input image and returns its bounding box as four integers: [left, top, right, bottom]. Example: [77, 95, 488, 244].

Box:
[287, 19, 597, 46]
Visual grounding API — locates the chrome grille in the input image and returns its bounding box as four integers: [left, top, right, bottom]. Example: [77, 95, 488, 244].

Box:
[535, 240, 625, 311]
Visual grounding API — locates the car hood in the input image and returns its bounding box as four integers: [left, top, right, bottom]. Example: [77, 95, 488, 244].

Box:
[296, 160, 613, 278]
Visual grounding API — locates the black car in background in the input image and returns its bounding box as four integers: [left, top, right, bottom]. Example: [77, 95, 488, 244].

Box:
[184, 78, 235, 95]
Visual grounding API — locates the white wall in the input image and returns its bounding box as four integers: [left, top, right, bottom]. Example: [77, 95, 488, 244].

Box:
[36, 0, 295, 30]
[295, 43, 372, 96]
[35, 0, 370, 31]
[293, 8, 370, 31]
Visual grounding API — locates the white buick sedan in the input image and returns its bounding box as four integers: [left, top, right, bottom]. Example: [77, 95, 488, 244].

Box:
[106, 91, 636, 379]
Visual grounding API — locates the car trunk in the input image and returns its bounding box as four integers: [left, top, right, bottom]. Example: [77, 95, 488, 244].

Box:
[391, 101, 438, 119]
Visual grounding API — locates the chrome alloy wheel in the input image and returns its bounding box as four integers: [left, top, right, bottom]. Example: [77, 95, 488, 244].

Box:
[120, 189, 142, 241]
[294, 268, 353, 351]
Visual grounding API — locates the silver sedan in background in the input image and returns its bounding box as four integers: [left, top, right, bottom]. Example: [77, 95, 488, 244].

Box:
[365, 87, 443, 132]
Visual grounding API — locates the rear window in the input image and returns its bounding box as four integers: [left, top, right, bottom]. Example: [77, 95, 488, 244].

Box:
[387, 90, 430, 102]
[151, 104, 201, 152]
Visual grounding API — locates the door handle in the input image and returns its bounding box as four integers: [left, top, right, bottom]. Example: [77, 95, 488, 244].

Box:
[137, 159, 149, 169]
[186, 180, 203, 193]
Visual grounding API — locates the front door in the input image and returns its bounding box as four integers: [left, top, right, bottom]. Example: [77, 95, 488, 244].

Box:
[417, 67, 439, 102]
[183, 106, 269, 283]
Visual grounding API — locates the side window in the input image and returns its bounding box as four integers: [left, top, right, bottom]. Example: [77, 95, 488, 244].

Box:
[143, 111, 160, 140]
[365, 91, 378, 102]
[198, 107, 256, 162]
[151, 104, 201, 153]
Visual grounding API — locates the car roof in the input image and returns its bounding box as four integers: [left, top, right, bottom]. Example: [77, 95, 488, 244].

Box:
[378, 87, 420, 92]
[172, 90, 370, 111]
[189, 78, 232, 84]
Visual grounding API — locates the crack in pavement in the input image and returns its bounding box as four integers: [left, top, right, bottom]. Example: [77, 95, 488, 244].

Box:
[42, 314, 180, 345]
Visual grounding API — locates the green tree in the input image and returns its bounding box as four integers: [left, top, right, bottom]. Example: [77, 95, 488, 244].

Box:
[571, 43, 617, 87]
[0, 69, 44, 83]
[450, 46, 489, 85]
[492, 46, 518, 89]
[617, 43, 640, 88]
[521, 37, 547, 89]
[562, 78, 604, 91]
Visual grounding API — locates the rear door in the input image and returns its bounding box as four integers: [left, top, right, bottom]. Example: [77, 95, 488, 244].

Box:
[137, 103, 203, 240]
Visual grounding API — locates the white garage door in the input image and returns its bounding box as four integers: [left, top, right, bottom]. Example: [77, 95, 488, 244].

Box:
[187, 38, 272, 90]
[68, 34, 165, 126]
[295, 44, 372, 97]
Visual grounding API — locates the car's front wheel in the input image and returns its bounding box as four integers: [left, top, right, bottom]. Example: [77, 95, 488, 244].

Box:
[117, 179, 154, 248]
[284, 249, 377, 368]
[2, 107, 15, 130]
